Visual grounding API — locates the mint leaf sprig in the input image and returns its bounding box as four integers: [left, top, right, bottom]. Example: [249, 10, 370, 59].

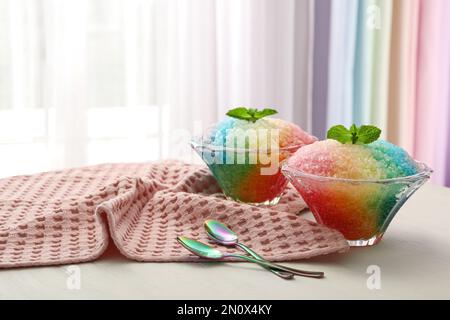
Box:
[327, 124, 381, 145]
[226, 107, 278, 123]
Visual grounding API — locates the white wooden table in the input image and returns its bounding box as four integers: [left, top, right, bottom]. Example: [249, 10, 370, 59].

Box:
[1, 184, 449, 300]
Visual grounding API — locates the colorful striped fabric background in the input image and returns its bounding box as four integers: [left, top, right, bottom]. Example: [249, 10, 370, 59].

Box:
[312, 0, 450, 186]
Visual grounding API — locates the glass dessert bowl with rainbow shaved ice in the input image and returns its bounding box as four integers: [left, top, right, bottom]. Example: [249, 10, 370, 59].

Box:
[281, 124, 432, 246]
[191, 107, 317, 205]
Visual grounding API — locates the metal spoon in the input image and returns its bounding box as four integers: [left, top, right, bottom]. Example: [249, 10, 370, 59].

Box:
[204, 220, 293, 280]
[204, 220, 324, 279]
[177, 236, 324, 279]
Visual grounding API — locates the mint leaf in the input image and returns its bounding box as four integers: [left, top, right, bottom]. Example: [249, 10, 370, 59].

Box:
[226, 107, 278, 122]
[327, 124, 381, 145]
[226, 107, 253, 121]
[356, 125, 381, 144]
[254, 108, 278, 120]
[327, 125, 353, 144]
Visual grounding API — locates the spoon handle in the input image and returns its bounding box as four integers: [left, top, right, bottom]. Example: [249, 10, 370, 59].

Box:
[226, 253, 325, 279]
[236, 243, 294, 279]
[237, 243, 324, 277]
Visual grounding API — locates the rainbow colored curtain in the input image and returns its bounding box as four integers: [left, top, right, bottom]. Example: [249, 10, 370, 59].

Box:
[312, 0, 450, 186]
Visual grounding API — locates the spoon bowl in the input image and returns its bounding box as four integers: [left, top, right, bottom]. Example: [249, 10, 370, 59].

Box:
[177, 236, 223, 259]
[204, 220, 238, 245]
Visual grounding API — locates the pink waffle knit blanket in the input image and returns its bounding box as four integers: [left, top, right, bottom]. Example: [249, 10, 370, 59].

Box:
[0, 161, 348, 268]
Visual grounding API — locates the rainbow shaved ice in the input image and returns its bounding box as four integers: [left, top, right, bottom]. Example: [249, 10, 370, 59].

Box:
[287, 139, 419, 180]
[192, 108, 316, 204]
[209, 117, 316, 149]
[282, 124, 431, 246]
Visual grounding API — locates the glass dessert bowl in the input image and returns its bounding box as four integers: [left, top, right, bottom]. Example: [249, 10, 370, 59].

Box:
[282, 161, 432, 246]
[191, 137, 302, 205]
[191, 107, 317, 205]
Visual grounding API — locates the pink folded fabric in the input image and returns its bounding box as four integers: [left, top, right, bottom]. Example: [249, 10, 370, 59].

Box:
[0, 161, 349, 268]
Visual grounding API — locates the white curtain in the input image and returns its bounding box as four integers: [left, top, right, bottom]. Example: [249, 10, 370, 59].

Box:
[0, 0, 314, 178]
